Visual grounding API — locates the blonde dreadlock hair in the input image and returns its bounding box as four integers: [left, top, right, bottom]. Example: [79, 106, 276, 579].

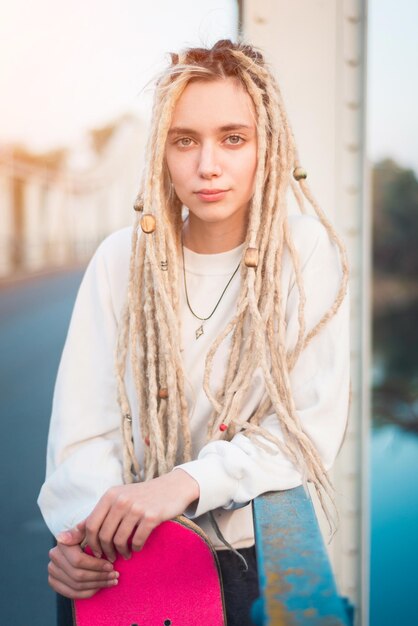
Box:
[116, 39, 350, 543]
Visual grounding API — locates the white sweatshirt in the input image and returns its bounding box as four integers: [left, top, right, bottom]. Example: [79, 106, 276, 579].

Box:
[37, 213, 350, 550]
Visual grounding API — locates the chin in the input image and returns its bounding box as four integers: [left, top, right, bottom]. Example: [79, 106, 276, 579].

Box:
[190, 208, 238, 224]
[186, 200, 247, 223]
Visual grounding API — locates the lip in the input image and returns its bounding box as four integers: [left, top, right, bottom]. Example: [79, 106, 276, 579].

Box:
[195, 189, 229, 202]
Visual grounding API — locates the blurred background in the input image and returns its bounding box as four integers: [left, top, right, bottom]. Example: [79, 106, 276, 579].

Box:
[0, 1, 416, 624]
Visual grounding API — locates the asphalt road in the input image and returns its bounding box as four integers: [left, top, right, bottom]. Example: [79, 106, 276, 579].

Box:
[0, 269, 84, 625]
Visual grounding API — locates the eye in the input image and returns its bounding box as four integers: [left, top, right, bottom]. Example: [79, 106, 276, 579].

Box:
[226, 135, 244, 145]
[175, 137, 193, 147]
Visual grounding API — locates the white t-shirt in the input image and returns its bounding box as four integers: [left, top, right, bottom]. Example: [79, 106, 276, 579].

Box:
[37, 213, 350, 550]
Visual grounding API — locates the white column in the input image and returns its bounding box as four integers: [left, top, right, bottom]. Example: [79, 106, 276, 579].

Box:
[0, 173, 14, 277]
[23, 180, 45, 270]
[241, 1, 370, 624]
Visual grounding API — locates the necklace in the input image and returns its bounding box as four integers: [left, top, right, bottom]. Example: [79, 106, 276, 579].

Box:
[181, 238, 241, 340]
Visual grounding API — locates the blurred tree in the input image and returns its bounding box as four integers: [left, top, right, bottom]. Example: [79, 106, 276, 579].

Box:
[372, 158, 418, 278]
[372, 158, 418, 431]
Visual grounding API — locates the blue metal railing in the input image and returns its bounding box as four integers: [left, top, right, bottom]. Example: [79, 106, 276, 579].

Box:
[251, 487, 355, 625]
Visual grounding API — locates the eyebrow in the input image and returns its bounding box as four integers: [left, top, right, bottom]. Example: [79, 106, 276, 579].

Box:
[167, 124, 253, 136]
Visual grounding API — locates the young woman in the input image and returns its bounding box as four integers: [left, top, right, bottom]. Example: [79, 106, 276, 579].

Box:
[38, 39, 351, 625]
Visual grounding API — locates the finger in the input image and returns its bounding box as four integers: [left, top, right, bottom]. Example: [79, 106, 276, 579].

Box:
[112, 512, 142, 559]
[57, 519, 87, 547]
[96, 507, 126, 563]
[131, 513, 159, 552]
[53, 544, 114, 575]
[48, 561, 119, 591]
[65, 549, 115, 574]
[48, 573, 99, 600]
[48, 555, 119, 584]
[85, 493, 115, 558]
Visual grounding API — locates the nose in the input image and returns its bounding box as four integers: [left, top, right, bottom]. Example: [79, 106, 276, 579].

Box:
[197, 141, 222, 179]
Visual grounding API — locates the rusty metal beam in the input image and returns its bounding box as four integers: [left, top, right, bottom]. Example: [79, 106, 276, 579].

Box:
[251, 488, 354, 625]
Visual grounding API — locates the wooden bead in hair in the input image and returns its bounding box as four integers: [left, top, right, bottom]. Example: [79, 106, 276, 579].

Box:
[141, 214, 156, 234]
[244, 247, 259, 268]
[158, 388, 168, 399]
[293, 167, 307, 181]
[133, 193, 144, 212]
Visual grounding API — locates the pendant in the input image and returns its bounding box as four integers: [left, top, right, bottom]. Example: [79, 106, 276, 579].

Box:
[195, 324, 204, 339]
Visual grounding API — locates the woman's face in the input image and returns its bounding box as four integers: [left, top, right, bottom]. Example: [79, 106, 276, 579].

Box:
[165, 77, 258, 230]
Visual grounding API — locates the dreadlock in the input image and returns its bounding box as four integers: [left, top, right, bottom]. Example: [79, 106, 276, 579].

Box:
[115, 39, 350, 543]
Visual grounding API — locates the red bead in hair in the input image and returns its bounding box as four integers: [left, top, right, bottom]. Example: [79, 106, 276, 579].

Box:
[219, 423, 228, 432]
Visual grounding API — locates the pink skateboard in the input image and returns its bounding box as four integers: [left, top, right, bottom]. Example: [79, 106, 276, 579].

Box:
[72, 516, 226, 625]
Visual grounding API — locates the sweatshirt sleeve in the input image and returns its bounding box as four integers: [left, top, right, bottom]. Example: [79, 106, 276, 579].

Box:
[173, 219, 351, 518]
[37, 235, 125, 538]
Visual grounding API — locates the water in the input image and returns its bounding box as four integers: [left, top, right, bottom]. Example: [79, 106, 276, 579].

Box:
[370, 424, 418, 625]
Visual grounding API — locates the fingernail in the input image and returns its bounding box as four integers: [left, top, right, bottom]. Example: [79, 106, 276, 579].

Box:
[122, 553, 131, 560]
[93, 550, 102, 558]
[104, 563, 113, 572]
[57, 531, 71, 542]
[108, 578, 118, 586]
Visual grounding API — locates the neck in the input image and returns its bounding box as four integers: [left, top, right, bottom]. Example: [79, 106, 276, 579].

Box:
[182, 213, 248, 254]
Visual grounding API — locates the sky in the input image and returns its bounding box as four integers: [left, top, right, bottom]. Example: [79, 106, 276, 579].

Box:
[0, 0, 237, 150]
[367, 0, 418, 174]
[0, 0, 417, 175]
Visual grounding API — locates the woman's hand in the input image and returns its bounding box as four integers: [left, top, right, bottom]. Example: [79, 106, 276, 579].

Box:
[48, 521, 119, 599]
[84, 469, 200, 562]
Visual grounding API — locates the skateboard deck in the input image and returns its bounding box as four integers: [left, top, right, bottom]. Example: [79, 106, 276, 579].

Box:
[72, 516, 226, 625]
